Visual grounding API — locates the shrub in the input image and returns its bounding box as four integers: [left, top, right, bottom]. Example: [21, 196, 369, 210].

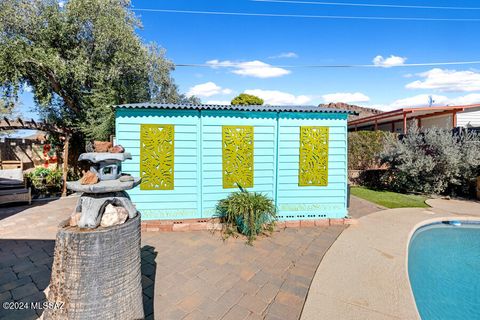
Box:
[381, 126, 480, 196]
[27, 167, 63, 193]
[348, 131, 395, 170]
[216, 187, 276, 244]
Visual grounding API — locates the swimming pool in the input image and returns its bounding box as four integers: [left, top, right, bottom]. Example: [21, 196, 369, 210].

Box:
[408, 222, 480, 320]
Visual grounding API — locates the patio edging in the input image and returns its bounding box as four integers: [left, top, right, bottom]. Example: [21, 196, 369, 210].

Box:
[140, 218, 357, 232]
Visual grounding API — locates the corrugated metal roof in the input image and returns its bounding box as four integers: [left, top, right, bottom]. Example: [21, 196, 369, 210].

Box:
[114, 103, 358, 114]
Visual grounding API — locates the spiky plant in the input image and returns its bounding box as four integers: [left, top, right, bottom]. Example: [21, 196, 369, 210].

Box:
[216, 186, 276, 244]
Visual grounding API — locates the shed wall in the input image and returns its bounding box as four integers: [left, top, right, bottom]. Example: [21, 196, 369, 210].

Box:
[116, 109, 201, 220]
[200, 111, 277, 217]
[277, 113, 348, 219]
[116, 108, 348, 220]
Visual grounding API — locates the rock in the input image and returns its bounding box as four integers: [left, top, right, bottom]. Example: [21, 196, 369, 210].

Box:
[80, 170, 99, 185]
[69, 212, 81, 227]
[100, 204, 128, 227]
[94, 141, 112, 152]
[119, 175, 134, 182]
[108, 145, 125, 153]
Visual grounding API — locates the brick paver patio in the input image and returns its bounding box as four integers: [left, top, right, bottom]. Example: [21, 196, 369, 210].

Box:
[0, 196, 380, 320]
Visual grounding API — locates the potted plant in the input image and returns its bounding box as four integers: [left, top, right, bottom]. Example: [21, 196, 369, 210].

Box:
[216, 186, 276, 244]
[27, 167, 63, 194]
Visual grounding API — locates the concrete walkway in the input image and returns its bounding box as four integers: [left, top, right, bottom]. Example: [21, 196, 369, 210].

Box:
[426, 198, 480, 215]
[301, 200, 480, 320]
[0, 195, 379, 320]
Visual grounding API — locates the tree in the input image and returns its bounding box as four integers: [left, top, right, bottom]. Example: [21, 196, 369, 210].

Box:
[231, 93, 263, 106]
[0, 0, 198, 141]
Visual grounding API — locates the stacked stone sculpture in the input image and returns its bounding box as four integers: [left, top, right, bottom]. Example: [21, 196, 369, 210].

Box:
[67, 152, 140, 228]
[43, 150, 144, 320]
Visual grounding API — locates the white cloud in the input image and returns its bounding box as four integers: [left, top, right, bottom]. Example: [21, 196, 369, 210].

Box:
[388, 94, 449, 110]
[448, 93, 480, 105]
[373, 55, 407, 68]
[405, 68, 480, 92]
[187, 82, 232, 97]
[244, 89, 311, 105]
[22, 84, 33, 93]
[322, 92, 370, 103]
[205, 100, 231, 105]
[367, 93, 480, 112]
[269, 52, 298, 59]
[206, 60, 290, 78]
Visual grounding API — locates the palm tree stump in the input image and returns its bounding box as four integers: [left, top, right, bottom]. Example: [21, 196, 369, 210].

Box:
[42, 214, 144, 320]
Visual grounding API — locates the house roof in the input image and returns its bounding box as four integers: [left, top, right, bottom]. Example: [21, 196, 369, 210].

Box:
[348, 104, 480, 128]
[115, 103, 358, 115]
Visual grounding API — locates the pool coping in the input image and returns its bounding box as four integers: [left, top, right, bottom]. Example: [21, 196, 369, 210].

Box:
[301, 202, 480, 320]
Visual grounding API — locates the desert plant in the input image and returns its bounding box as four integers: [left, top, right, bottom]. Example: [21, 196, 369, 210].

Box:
[381, 126, 480, 196]
[216, 187, 276, 244]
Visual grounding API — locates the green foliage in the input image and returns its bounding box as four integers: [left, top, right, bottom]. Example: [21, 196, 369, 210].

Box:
[348, 131, 394, 170]
[381, 126, 480, 196]
[216, 187, 276, 244]
[26, 167, 63, 192]
[351, 187, 428, 208]
[0, 0, 198, 141]
[231, 93, 264, 106]
[0, 99, 14, 115]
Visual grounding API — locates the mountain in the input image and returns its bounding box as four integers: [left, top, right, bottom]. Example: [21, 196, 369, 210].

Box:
[319, 102, 382, 119]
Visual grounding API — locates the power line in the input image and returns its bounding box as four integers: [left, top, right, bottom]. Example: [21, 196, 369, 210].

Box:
[131, 8, 480, 22]
[251, 0, 480, 11]
[175, 60, 480, 68]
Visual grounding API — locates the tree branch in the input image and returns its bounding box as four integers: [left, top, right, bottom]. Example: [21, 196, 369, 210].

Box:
[24, 60, 81, 114]
[45, 70, 80, 114]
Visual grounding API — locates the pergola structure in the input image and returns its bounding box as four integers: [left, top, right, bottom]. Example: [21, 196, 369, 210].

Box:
[0, 117, 72, 196]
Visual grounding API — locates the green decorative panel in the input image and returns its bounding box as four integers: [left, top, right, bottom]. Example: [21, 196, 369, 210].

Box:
[140, 124, 174, 190]
[222, 126, 254, 189]
[299, 126, 329, 186]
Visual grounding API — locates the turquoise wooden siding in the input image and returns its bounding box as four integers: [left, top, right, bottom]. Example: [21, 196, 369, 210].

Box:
[277, 113, 348, 220]
[116, 108, 201, 220]
[201, 111, 277, 217]
[115, 108, 348, 220]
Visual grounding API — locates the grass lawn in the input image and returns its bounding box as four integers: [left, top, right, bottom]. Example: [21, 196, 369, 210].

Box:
[351, 187, 429, 209]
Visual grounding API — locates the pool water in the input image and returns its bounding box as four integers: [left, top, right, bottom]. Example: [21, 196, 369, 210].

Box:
[408, 222, 480, 320]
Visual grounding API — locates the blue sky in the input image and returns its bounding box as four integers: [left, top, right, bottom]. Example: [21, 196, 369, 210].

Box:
[17, 0, 480, 120]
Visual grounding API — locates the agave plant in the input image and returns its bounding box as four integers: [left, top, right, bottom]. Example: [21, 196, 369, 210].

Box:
[216, 186, 276, 244]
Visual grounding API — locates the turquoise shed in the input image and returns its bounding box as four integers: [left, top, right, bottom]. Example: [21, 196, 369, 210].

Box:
[114, 103, 354, 221]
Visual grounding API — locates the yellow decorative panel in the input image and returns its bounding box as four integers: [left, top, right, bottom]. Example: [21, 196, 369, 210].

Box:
[299, 126, 329, 186]
[222, 126, 254, 189]
[140, 124, 174, 190]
